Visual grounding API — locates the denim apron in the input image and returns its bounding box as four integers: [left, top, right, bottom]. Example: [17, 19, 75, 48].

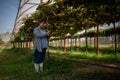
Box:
[34, 48, 46, 64]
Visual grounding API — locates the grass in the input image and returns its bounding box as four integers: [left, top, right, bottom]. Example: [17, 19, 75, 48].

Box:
[49, 45, 118, 54]
[0, 47, 120, 80]
[49, 46, 120, 63]
[0, 48, 2, 53]
[50, 49, 120, 63]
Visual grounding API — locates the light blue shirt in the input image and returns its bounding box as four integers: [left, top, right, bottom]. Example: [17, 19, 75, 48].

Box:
[40, 29, 48, 48]
[33, 27, 46, 52]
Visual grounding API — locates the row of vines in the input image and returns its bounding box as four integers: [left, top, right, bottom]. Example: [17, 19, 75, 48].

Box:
[13, 0, 120, 55]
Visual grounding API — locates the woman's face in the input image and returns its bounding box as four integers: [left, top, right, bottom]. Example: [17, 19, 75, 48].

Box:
[39, 22, 46, 29]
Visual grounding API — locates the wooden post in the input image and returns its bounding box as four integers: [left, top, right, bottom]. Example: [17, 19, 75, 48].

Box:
[25, 34, 28, 54]
[75, 38, 77, 51]
[113, 23, 117, 54]
[94, 26, 96, 50]
[96, 25, 99, 56]
[85, 26, 88, 53]
[26, 41, 28, 54]
[64, 34, 66, 52]
[70, 36, 73, 52]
